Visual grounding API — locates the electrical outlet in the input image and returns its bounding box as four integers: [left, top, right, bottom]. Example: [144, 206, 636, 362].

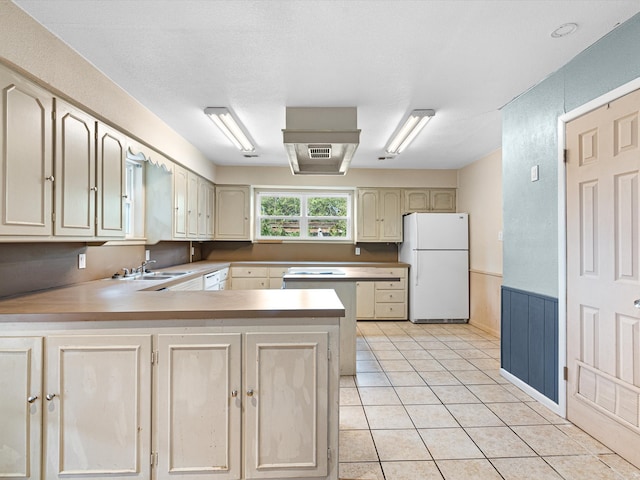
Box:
[498, 231, 503, 241]
[191, 246, 195, 256]
[355, 247, 361, 256]
[531, 165, 539, 182]
[145, 250, 150, 261]
[78, 253, 86, 269]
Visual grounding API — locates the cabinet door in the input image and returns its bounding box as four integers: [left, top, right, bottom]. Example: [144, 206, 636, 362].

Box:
[45, 335, 151, 480]
[54, 101, 96, 237]
[244, 332, 328, 479]
[429, 189, 456, 212]
[0, 337, 42, 479]
[379, 189, 402, 241]
[357, 189, 380, 242]
[96, 123, 126, 237]
[0, 67, 53, 236]
[215, 186, 250, 240]
[403, 189, 430, 213]
[156, 334, 241, 480]
[205, 182, 216, 238]
[173, 165, 188, 238]
[356, 281, 375, 320]
[187, 171, 199, 238]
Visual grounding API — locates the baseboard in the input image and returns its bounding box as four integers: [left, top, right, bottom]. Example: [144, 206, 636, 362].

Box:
[501, 368, 562, 416]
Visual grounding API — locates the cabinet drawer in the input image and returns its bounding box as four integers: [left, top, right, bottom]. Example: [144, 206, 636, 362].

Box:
[268, 266, 290, 277]
[231, 278, 268, 289]
[375, 303, 406, 318]
[375, 278, 405, 290]
[376, 267, 406, 278]
[231, 266, 268, 277]
[375, 290, 404, 303]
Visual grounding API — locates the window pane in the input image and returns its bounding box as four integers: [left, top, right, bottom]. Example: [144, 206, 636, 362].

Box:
[307, 196, 347, 217]
[260, 218, 300, 237]
[308, 220, 347, 237]
[260, 196, 300, 216]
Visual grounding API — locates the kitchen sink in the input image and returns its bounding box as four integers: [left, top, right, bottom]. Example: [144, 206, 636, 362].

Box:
[112, 271, 192, 280]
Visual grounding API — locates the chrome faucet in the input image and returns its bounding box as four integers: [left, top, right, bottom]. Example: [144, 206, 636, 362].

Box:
[140, 259, 156, 273]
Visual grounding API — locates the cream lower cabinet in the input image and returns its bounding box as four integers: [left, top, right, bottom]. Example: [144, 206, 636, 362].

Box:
[45, 334, 152, 480]
[0, 337, 43, 479]
[230, 267, 269, 290]
[0, 335, 152, 480]
[155, 331, 329, 480]
[356, 267, 408, 320]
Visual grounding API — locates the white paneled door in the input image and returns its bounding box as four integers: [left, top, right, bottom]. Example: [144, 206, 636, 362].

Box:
[566, 88, 640, 468]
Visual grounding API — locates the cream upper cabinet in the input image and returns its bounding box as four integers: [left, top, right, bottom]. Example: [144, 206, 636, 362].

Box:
[402, 188, 456, 213]
[430, 188, 456, 212]
[173, 165, 188, 238]
[45, 334, 152, 480]
[357, 188, 401, 242]
[0, 337, 43, 480]
[54, 100, 96, 237]
[215, 185, 251, 241]
[403, 189, 430, 213]
[187, 171, 199, 238]
[156, 333, 242, 480]
[0, 66, 54, 237]
[197, 177, 215, 239]
[96, 123, 126, 238]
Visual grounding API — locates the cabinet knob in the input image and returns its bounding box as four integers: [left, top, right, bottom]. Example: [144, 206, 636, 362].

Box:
[247, 389, 254, 397]
[231, 390, 238, 398]
[46, 393, 56, 401]
[27, 395, 38, 404]
[45, 175, 55, 182]
[90, 186, 98, 192]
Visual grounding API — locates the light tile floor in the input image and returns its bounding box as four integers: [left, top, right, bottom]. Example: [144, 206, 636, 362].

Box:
[339, 321, 640, 480]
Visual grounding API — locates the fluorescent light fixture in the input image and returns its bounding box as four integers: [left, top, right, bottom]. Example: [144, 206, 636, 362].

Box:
[385, 109, 435, 155]
[204, 107, 255, 152]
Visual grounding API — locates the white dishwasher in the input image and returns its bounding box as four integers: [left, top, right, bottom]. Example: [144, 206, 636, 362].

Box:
[203, 268, 229, 290]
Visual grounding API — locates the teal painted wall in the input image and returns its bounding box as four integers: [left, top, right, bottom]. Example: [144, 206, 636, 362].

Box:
[502, 13, 640, 298]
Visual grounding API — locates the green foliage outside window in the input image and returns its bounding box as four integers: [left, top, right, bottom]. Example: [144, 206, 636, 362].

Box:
[257, 192, 352, 240]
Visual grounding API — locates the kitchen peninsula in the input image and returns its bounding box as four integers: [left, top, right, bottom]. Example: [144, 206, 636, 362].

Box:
[0, 265, 344, 480]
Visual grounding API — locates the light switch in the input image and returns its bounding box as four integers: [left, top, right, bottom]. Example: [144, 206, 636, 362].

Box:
[531, 165, 539, 182]
[355, 247, 361, 256]
[78, 253, 86, 269]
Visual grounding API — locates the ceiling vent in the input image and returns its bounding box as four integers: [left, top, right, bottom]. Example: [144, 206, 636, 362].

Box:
[283, 107, 360, 175]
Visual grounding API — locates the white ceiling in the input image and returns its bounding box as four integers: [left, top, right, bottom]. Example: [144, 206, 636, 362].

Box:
[13, 0, 640, 170]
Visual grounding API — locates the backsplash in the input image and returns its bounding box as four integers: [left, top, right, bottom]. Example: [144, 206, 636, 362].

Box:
[0, 241, 193, 299]
[203, 242, 398, 263]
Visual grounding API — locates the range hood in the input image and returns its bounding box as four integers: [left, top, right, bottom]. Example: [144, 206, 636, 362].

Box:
[282, 107, 360, 175]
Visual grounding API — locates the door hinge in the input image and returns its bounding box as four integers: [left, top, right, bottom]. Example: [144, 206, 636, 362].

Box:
[563, 149, 568, 163]
[563, 366, 568, 381]
[327, 447, 331, 460]
[150, 452, 158, 466]
[51, 110, 56, 121]
[51, 212, 56, 223]
[151, 350, 158, 365]
[327, 348, 331, 361]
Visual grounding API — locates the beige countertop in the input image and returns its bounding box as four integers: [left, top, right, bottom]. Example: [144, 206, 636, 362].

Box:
[0, 260, 407, 323]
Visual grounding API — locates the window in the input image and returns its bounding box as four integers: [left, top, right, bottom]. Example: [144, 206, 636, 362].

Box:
[256, 190, 353, 241]
[124, 158, 145, 239]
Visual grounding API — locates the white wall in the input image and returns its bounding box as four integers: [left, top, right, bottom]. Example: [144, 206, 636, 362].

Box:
[215, 166, 457, 188]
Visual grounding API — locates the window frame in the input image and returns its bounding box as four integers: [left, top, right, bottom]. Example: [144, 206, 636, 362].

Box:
[254, 189, 354, 242]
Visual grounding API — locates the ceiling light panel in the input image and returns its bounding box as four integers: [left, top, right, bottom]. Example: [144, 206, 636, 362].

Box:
[204, 107, 255, 152]
[385, 109, 435, 155]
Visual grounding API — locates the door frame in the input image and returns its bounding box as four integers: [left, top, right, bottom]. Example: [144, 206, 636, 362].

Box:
[557, 76, 640, 419]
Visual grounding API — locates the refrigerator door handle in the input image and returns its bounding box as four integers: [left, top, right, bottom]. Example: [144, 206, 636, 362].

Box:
[414, 250, 419, 287]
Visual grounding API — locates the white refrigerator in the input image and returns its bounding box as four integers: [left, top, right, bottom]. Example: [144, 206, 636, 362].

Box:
[398, 213, 469, 323]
